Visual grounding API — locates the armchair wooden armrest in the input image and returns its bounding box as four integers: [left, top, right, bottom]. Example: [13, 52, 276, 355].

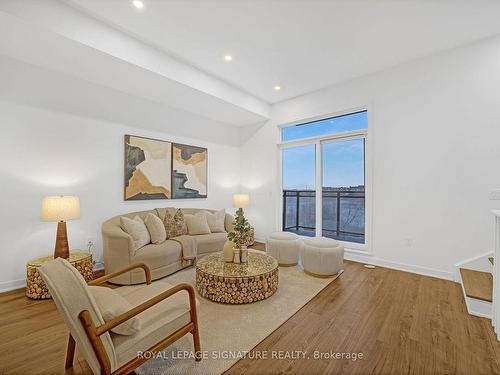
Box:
[78, 283, 201, 375]
[89, 263, 151, 286]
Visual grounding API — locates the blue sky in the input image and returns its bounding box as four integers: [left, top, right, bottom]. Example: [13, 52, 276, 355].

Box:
[282, 111, 367, 142]
[282, 111, 366, 190]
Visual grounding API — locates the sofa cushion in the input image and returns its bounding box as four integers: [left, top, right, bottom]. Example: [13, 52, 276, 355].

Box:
[88, 286, 141, 336]
[184, 211, 211, 235]
[204, 209, 226, 233]
[120, 216, 150, 251]
[133, 240, 182, 270]
[162, 209, 188, 239]
[194, 232, 228, 254]
[143, 213, 167, 244]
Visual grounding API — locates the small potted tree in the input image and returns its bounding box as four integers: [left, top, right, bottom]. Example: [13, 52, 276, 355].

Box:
[228, 195, 252, 263]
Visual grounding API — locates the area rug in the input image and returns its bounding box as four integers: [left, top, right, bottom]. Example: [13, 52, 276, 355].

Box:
[134, 261, 342, 375]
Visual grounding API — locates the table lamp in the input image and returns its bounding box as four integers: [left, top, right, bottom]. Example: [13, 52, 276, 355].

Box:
[232, 193, 250, 215]
[41, 196, 80, 259]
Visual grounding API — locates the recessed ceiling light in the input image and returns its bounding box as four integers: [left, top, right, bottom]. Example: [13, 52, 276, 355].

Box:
[274, 85, 281, 91]
[224, 55, 233, 62]
[132, 0, 144, 9]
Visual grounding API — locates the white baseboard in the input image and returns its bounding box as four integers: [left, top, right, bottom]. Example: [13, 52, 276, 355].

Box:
[93, 261, 104, 271]
[0, 278, 26, 293]
[344, 252, 454, 281]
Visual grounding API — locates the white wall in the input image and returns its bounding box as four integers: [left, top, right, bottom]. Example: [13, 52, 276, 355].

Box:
[3, 28, 500, 292]
[242, 35, 500, 279]
[0, 101, 241, 291]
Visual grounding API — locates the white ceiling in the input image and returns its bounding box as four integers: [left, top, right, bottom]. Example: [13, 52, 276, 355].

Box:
[67, 0, 500, 103]
[0, 2, 270, 129]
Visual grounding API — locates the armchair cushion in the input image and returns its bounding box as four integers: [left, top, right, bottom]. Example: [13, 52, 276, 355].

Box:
[38, 258, 117, 374]
[88, 286, 142, 336]
[112, 282, 195, 367]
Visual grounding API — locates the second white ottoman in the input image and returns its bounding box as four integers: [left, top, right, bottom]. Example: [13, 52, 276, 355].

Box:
[266, 231, 301, 266]
[301, 237, 344, 277]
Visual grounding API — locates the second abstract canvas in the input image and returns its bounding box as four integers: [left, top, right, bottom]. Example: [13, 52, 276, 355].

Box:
[172, 143, 208, 199]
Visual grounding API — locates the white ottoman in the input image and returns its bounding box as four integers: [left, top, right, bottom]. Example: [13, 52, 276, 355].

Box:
[266, 231, 301, 266]
[301, 237, 344, 277]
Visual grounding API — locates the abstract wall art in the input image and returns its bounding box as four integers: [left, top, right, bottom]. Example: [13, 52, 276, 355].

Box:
[124, 135, 208, 200]
[171, 143, 208, 199]
[124, 135, 172, 200]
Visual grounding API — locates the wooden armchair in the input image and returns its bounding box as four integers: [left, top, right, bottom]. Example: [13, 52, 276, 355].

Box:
[39, 258, 201, 375]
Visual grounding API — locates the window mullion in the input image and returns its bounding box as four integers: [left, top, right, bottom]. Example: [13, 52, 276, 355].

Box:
[315, 141, 322, 237]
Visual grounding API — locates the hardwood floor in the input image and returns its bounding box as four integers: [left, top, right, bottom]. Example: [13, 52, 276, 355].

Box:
[1, 260, 500, 374]
[228, 262, 500, 375]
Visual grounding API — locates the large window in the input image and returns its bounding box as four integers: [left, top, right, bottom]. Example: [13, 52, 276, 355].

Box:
[281, 110, 367, 245]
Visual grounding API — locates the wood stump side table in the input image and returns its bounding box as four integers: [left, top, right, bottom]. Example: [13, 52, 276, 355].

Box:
[26, 251, 93, 299]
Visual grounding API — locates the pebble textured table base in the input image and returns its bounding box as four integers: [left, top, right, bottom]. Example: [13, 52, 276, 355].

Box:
[26, 252, 93, 299]
[196, 252, 279, 304]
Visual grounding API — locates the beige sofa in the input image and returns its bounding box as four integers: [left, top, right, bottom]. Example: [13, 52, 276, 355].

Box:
[102, 208, 234, 285]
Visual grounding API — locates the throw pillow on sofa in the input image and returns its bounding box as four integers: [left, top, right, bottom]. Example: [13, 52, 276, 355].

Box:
[155, 207, 176, 222]
[163, 209, 188, 239]
[88, 286, 141, 335]
[120, 216, 150, 251]
[184, 211, 211, 235]
[204, 209, 226, 233]
[144, 213, 167, 244]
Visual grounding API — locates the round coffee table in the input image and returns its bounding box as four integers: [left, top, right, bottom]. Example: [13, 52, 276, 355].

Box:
[196, 251, 279, 304]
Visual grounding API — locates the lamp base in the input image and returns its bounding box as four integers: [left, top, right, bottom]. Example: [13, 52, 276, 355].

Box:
[54, 221, 70, 259]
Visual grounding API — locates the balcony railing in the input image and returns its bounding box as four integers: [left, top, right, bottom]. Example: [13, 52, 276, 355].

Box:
[283, 189, 365, 243]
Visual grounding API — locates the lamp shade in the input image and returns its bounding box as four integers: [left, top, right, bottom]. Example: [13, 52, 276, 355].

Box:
[41, 196, 80, 222]
[232, 194, 250, 208]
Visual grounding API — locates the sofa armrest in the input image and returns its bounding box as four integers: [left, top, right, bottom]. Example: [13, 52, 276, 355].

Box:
[224, 213, 235, 233]
[102, 224, 131, 241]
[101, 223, 135, 282]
